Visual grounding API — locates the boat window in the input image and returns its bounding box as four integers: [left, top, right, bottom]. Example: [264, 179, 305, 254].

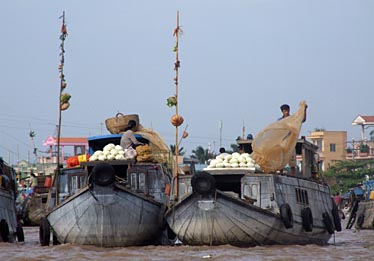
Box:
[179, 182, 187, 198]
[243, 184, 250, 198]
[130, 173, 137, 190]
[71, 176, 79, 193]
[303, 190, 309, 204]
[296, 189, 300, 202]
[251, 184, 258, 197]
[139, 172, 146, 191]
[295, 188, 309, 205]
[80, 176, 87, 187]
[58, 175, 68, 193]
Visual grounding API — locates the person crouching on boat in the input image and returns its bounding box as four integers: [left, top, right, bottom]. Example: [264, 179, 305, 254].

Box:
[120, 120, 144, 149]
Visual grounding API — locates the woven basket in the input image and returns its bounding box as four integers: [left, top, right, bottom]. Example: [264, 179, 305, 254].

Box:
[105, 113, 139, 134]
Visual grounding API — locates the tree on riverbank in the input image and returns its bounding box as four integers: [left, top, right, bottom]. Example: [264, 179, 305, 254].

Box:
[191, 146, 214, 164]
[324, 160, 374, 194]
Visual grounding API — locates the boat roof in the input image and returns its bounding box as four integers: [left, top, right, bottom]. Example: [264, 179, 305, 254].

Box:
[88, 133, 143, 141]
[237, 138, 318, 154]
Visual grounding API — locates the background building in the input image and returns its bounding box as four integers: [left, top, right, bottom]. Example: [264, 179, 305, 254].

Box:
[307, 131, 347, 171]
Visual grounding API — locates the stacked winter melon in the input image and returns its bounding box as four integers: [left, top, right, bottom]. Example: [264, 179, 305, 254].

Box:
[89, 143, 136, 161]
[206, 152, 259, 170]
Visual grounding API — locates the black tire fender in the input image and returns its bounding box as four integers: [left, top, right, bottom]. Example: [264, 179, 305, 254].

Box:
[53, 233, 61, 245]
[0, 219, 10, 242]
[351, 200, 360, 214]
[17, 224, 25, 242]
[322, 212, 334, 234]
[346, 213, 356, 229]
[280, 203, 294, 229]
[301, 207, 313, 232]
[191, 171, 216, 196]
[91, 163, 116, 186]
[331, 200, 342, 232]
[39, 217, 50, 246]
[356, 213, 365, 228]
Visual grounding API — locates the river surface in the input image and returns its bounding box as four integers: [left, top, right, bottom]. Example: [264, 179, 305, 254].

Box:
[1, 222, 374, 261]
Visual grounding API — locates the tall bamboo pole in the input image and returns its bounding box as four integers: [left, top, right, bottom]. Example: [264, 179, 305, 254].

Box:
[173, 11, 180, 201]
[55, 11, 68, 205]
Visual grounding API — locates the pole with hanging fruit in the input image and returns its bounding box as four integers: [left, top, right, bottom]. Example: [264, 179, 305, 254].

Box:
[55, 11, 71, 205]
[167, 11, 185, 201]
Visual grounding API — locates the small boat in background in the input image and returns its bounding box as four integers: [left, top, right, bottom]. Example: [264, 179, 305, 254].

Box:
[346, 179, 374, 229]
[0, 157, 24, 243]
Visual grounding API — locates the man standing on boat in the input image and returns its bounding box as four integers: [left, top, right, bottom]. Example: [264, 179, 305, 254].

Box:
[277, 104, 307, 175]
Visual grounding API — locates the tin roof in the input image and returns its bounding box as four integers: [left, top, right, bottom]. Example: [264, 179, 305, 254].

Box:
[352, 115, 374, 125]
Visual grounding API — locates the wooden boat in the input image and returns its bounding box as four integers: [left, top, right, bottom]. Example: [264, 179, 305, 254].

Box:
[346, 180, 374, 229]
[0, 158, 24, 242]
[39, 134, 171, 247]
[165, 139, 341, 246]
[18, 175, 51, 226]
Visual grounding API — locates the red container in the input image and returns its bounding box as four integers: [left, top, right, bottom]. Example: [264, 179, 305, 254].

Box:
[44, 177, 52, 188]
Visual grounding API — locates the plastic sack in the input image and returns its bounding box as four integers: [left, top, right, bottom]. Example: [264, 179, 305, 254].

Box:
[251, 101, 307, 173]
[125, 147, 137, 159]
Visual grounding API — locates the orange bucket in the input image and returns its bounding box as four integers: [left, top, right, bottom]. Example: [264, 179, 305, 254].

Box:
[44, 177, 52, 188]
[164, 183, 171, 195]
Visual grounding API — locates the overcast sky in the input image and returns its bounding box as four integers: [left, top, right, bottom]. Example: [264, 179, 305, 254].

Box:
[1, 1, 373, 164]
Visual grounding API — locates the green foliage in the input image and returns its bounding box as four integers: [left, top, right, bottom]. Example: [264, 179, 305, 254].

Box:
[230, 144, 239, 153]
[190, 146, 214, 164]
[169, 145, 185, 156]
[360, 143, 369, 153]
[324, 160, 374, 194]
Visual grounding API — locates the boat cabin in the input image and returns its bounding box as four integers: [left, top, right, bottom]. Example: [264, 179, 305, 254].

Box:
[46, 134, 171, 210]
[176, 139, 320, 201]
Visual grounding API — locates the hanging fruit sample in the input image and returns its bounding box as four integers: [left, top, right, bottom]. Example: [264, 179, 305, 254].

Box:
[171, 114, 184, 127]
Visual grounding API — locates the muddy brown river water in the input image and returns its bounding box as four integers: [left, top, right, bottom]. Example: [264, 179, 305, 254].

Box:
[1, 222, 374, 260]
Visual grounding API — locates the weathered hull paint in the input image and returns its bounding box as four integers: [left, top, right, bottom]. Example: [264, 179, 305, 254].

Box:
[47, 184, 162, 247]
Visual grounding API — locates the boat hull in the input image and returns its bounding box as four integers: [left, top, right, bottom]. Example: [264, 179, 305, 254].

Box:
[47, 184, 163, 247]
[166, 174, 335, 246]
[0, 188, 17, 242]
[354, 200, 374, 229]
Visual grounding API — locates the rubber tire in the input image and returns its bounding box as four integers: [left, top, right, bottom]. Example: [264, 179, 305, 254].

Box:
[356, 213, 365, 228]
[53, 233, 61, 245]
[301, 207, 313, 232]
[351, 200, 359, 214]
[92, 163, 116, 186]
[346, 213, 356, 229]
[158, 205, 167, 230]
[0, 219, 10, 242]
[191, 171, 216, 196]
[331, 200, 342, 232]
[322, 212, 334, 234]
[17, 224, 25, 242]
[39, 218, 50, 246]
[280, 203, 294, 229]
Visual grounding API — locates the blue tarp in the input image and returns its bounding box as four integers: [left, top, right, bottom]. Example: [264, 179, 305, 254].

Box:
[342, 187, 364, 199]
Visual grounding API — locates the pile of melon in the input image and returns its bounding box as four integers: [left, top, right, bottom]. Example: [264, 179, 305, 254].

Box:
[206, 152, 259, 169]
[89, 143, 134, 161]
